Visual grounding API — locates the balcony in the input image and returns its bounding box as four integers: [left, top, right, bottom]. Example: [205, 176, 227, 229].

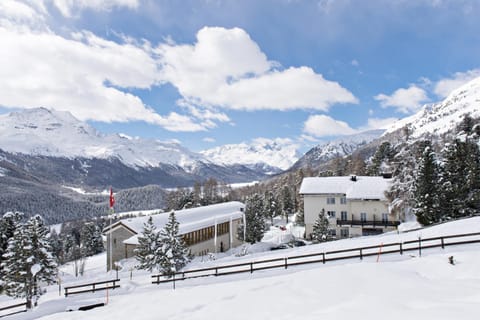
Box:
[336, 219, 400, 228]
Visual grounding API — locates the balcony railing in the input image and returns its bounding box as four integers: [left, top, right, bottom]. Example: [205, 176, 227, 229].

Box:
[336, 219, 400, 228]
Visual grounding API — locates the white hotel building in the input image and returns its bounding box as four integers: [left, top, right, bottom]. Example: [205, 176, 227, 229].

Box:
[299, 176, 399, 239]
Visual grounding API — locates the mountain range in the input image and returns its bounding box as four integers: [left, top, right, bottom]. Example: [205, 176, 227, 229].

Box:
[1, 76, 479, 222]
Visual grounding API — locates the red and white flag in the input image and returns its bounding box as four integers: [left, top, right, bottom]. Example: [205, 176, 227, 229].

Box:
[109, 187, 115, 209]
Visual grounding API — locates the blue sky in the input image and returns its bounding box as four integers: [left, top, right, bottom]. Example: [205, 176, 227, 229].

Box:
[0, 0, 479, 153]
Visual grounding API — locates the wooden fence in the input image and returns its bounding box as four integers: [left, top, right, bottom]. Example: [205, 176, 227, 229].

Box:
[152, 231, 480, 286]
[0, 302, 27, 318]
[64, 279, 120, 297]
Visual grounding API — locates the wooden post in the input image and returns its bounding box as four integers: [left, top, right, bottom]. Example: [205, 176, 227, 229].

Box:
[173, 273, 176, 290]
[360, 248, 363, 260]
[441, 237, 444, 249]
[250, 262, 253, 273]
[418, 236, 422, 257]
[93, 284, 96, 293]
[322, 252, 325, 264]
[284, 257, 288, 269]
[400, 243, 403, 255]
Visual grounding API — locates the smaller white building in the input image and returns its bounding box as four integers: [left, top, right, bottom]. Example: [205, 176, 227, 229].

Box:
[300, 176, 399, 239]
[103, 201, 245, 270]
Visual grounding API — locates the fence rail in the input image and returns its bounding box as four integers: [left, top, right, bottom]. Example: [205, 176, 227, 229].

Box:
[64, 279, 120, 297]
[0, 302, 27, 318]
[152, 231, 480, 286]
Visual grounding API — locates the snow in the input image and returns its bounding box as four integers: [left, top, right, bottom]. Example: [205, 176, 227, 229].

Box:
[385, 76, 480, 138]
[200, 137, 301, 171]
[4, 216, 480, 320]
[299, 176, 391, 200]
[0, 108, 207, 170]
[30, 264, 41, 276]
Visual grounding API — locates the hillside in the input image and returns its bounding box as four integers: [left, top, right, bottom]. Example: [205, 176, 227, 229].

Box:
[2, 217, 479, 320]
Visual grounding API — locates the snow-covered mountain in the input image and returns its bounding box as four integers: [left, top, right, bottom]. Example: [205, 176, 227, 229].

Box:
[291, 130, 384, 170]
[385, 76, 480, 138]
[201, 138, 301, 174]
[0, 107, 205, 171]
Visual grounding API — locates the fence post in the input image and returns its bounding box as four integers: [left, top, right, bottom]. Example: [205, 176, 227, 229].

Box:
[441, 237, 444, 249]
[215, 267, 218, 276]
[284, 257, 288, 269]
[360, 248, 363, 260]
[173, 273, 176, 290]
[322, 252, 325, 264]
[93, 284, 95, 293]
[250, 262, 253, 274]
[400, 243, 403, 255]
[64, 288, 68, 297]
[418, 236, 422, 257]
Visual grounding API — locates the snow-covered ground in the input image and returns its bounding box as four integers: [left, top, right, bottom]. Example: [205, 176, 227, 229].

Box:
[2, 217, 480, 320]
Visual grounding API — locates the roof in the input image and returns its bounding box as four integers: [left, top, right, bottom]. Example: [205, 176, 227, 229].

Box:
[299, 176, 391, 200]
[105, 201, 245, 243]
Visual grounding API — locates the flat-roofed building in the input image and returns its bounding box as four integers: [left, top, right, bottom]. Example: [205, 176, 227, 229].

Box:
[103, 201, 245, 270]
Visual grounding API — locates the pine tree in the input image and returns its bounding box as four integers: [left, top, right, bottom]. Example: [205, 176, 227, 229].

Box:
[237, 194, 266, 244]
[1, 215, 57, 308]
[312, 209, 330, 242]
[281, 186, 294, 224]
[413, 141, 441, 225]
[367, 142, 395, 176]
[0, 212, 24, 293]
[134, 216, 160, 272]
[263, 191, 280, 225]
[80, 222, 104, 257]
[157, 211, 191, 276]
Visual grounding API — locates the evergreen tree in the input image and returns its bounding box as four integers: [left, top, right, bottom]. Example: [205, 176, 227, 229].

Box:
[413, 142, 441, 225]
[263, 191, 280, 225]
[135, 216, 160, 272]
[237, 194, 266, 244]
[1, 215, 57, 308]
[80, 222, 104, 256]
[312, 209, 330, 242]
[294, 210, 305, 226]
[0, 212, 24, 293]
[157, 211, 191, 276]
[281, 186, 294, 223]
[367, 141, 395, 176]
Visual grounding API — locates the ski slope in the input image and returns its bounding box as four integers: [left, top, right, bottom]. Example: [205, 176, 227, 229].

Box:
[2, 217, 480, 320]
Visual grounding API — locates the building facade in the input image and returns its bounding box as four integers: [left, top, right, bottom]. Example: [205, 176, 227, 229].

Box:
[103, 201, 245, 270]
[300, 176, 399, 239]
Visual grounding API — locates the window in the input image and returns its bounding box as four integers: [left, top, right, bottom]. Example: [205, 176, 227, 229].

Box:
[327, 211, 336, 218]
[327, 197, 335, 204]
[340, 228, 349, 238]
[340, 197, 347, 204]
[341, 211, 348, 221]
[360, 212, 367, 222]
[382, 213, 388, 223]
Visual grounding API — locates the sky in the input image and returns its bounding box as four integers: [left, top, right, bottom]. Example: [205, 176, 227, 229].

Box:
[0, 0, 479, 154]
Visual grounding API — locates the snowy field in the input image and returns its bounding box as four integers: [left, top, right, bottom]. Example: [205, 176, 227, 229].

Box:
[2, 217, 480, 320]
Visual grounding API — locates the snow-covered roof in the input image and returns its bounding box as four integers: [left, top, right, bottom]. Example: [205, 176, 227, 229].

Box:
[299, 176, 391, 200]
[105, 201, 245, 242]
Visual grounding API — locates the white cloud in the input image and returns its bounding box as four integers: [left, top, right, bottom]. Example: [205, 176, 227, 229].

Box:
[52, 0, 139, 17]
[434, 69, 480, 98]
[157, 27, 358, 111]
[303, 115, 357, 137]
[203, 137, 216, 143]
[303, 114, 398, 138]
[361, 117, 398, 131]
[374, 85, 429, 113]
[351, 59, 359, 67]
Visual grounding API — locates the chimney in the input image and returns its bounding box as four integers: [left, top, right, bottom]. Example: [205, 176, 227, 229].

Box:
[350, 175, 357, 182]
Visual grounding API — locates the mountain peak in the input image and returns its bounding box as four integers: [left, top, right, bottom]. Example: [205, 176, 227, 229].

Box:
[385, 76, 480, 138]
